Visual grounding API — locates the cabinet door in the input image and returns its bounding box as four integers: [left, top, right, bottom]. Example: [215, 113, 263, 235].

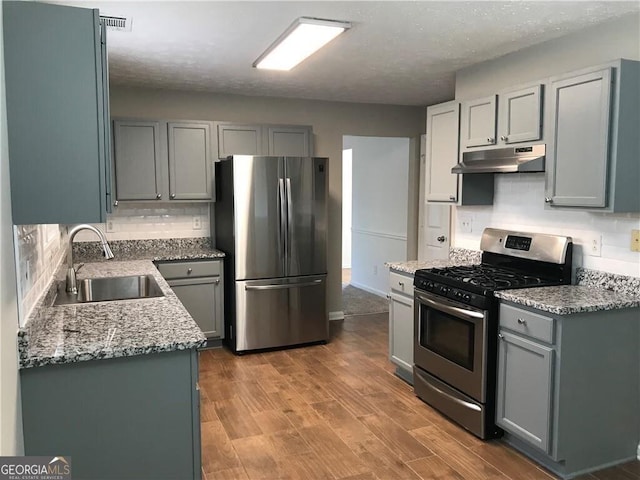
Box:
[216, 123, 263, 159]
[4, 2, 109, 224]
[425, 101, 460, 202]
[113, 120, 163, 201]
[168, 122, 213, 200]
[389, 291, 414, 374]
[267, 126, 312, 156]
[497, 331, 554, 453]
[168, 277, 222, 338]
[461, 95, 497, 148]
[546, 69, 612, 208]
[498, 85, 542, 144]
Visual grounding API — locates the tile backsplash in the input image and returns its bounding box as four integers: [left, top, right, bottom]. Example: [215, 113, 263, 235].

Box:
[72, 203, 210, 242]
[454, 173, 640, 278]
[14, 224, 66, 324]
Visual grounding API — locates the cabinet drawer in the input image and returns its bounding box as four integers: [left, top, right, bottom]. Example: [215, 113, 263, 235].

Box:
[389, 271, 413, 296]
[499, 303, 554, 344]
[156, 260, 221, 279]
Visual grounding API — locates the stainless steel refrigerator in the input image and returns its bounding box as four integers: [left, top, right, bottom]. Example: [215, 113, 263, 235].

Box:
[214, 155, 328, 353]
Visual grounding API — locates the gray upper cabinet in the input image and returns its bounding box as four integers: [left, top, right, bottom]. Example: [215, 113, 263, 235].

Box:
[497, 85, 543, 144]
[267, 126, 313, 156]
[168, 122, 213, 200]
[4, 2, 111, 224]
[216, 122, 313, 159]
[425, 101, 460, 202]
[113, 121, 163, 201]
[216, 123, 263, 158]
[545, 60, 639, 212]
[112, 119, 214, 203]
[460, 95, 497, 148]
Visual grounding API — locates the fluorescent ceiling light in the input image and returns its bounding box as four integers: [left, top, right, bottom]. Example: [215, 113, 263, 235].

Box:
[254, 17, 351, 71]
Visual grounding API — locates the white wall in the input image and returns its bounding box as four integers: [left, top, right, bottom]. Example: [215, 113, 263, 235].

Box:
[453, 14, 640, 277]
[341, 149, 352, 270]
[345, 135, 410, 296]
[109, 86, 424, 314]
[0, 1, 24, 454]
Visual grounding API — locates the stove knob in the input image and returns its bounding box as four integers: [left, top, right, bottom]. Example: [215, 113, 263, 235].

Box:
[464, 294, 471, 301]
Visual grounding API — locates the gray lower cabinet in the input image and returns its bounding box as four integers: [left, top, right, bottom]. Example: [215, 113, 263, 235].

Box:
[496, 302, 639, 478]
[112, 119, 214, 203]
[21, 349, 201, 480]
[497, 331, 553, 453]
[545, 59, 639, 211]
[215, 122, 313, 159]
[4, 1, 112, 224]
[387, 270, 414, 384]
[157, 260, 224, 339]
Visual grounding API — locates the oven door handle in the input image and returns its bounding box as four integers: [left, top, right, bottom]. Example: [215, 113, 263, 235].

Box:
[419, 375, 482, 412]
[415, 292, 485, 321]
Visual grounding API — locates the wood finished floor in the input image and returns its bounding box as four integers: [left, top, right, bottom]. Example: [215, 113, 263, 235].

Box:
[199, 314, 640, 480]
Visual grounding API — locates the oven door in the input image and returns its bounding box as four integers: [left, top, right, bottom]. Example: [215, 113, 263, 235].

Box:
[414, 289, 488, 402]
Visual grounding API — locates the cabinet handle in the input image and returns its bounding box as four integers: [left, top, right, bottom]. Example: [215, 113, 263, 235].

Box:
[498, 333, 504, 340]
[170, 193, 176, 199]
[187, 268, 193, 275]
[156, 193, 162, 200]
[487, 137, 494, 144]
[437, 235, 446, 243]
[214, 278, 220, 285]
[398, 281, 404, 287]
[544, 197, 553, 204]
[386, 294, 391, 301]
[113, 200, 118, 207]
[449, 195, 456, 201]
[517, 318, 527, 325]
[500, 135, 509, 141]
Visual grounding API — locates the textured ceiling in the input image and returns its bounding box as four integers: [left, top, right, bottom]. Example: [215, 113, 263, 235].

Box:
[57, 1, 640, 106]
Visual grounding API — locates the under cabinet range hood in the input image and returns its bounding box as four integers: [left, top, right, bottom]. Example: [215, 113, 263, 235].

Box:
[452, 144, 546, 174]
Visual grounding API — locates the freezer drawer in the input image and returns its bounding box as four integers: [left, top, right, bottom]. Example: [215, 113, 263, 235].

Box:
[234, 275, 327, 352]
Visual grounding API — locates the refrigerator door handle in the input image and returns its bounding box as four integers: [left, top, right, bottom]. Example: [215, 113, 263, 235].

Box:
[278, 178, 287, 264]
[286, 177, 293, 263]
[245, 279, 322, 291]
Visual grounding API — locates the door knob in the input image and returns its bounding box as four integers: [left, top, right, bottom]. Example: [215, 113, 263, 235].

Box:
[437, 235, 446, 243]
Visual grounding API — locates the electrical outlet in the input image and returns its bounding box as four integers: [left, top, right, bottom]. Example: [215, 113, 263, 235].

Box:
[106, 220, 114, 233]
[631, 230, 640, 252]
[193, 216, 202, 230]
[460, 215, 472, 234]
[585, 234, 602, 257]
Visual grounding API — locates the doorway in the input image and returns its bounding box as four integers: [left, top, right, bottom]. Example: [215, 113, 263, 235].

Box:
[341, 135, 411, 316]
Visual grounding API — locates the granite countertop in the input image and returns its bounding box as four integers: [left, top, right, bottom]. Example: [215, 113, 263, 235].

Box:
[18, 260, 206, 369]
[73, 238, 225, 263]
[495, 285, 640, 315]
[385, 248, 482, 275]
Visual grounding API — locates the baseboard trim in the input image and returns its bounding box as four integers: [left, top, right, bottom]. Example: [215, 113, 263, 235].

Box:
[349, 281, 387, 298]
[329, 311, 344, 321]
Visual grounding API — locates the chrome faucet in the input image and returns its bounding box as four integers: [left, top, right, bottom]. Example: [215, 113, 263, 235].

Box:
[66, 224, 114, 294]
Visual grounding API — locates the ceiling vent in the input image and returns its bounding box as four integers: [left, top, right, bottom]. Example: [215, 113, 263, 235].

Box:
[100, 15, 132, 32]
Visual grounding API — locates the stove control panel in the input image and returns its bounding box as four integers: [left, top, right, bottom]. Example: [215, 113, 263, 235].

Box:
[414, 278, 488, 310]
[505, 235, 532, 251]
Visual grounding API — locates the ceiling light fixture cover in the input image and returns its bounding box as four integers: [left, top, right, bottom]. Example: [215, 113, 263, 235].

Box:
[253, 17, 351, 71]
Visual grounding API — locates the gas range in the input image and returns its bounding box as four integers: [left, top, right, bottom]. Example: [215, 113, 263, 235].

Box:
[412, 228, 573, 439]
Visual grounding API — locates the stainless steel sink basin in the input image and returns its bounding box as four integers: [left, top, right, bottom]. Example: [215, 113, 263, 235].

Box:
[53, 275, 164, 306]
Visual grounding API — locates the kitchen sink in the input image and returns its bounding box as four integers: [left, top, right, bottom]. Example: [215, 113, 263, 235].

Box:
[53, 274, 164, 306]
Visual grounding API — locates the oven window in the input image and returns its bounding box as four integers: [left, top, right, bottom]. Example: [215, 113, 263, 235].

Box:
[420, 304, 475, 370]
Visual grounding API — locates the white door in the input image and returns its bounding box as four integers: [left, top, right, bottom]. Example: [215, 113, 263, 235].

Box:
[423, 204, 450, 260]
